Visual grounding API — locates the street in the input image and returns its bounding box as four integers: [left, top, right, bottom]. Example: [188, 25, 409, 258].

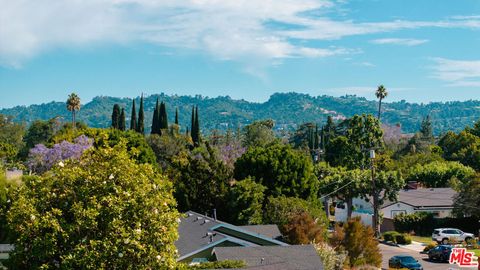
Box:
[379, 243, 472, 270]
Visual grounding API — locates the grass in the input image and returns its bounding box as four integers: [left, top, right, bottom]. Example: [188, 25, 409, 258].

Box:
[410, 235, 433, 245]
[468, 249, 480, 257]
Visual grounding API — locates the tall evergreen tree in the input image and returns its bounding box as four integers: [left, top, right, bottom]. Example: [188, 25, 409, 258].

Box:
[191, 106, 196, 142]
[111, 104, 121, 129]
[314, 124, 319, 149]
[119, 108, 126, 131]
[151, 98, 160, 135]
[136, 95, 145, 134]
[159, 102, 168, 130]
[420, 115, 433, 140]
[193, 106, 201, 145]
[130, 99, 137, 131]
[175, 108, 179, 125]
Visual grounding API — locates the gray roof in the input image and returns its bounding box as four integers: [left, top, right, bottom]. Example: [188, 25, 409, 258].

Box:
[238, 225, 282, 240]
[176, 211, 226, 258]
[382, 188, 456, 208]
[175, 211, 287, 261]
[213, 245, 323, 270]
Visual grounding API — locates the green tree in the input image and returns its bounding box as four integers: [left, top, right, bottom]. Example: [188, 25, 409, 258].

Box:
[136, 95, 145, 134]
[111, 104, 121, 129]
[226, 177, 266, 225]
[130, 99, 137, 131]
[420, 115, 433, 141]
[171, 143, 231, 215]
[234, 143, 318, 199]
[119, 108, 126, 131]
[23, 119, 55, 150]
[325, 114, 383, 169]
[66, 93, 81, 129]
[6, 142, 179, 269]
[160, 102, 168, 130]
[175, 108, 179, 125]
[151, 99, 160, 135]
[242, 120, 276, 148]
[405, 161, 475, 188]
[147, 134, 189, 170]
[330, 217, 381, 268]
[453, 174, 480, 218]
[263, 196, 328, 241]
[0, 114, 26, 160]
[438, 130, 480, 170]
[375, 85, 388, 121]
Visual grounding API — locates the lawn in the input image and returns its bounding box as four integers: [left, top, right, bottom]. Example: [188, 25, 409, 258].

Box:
[410, 235, 433, 245]
[469, 249, 480, 257]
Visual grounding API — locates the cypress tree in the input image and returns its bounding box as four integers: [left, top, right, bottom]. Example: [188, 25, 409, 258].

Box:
[130, 99, 137, 131]
[193, 106, 200, 145]
[119, 108, 126, 131]
[190, 106, 196, 142]
[175, 108, 179, 125]
[111, 104, 121, 129]
[151, 98, 159, 135]
[136, 94, 144, 134]
[314, 124, 319, 149]
[159, 102, 168, 130]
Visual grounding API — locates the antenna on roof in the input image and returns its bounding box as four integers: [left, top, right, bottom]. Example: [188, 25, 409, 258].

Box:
[213, 208, 217, 221]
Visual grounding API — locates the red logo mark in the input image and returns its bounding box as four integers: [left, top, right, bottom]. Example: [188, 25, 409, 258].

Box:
[449, 248, 478, 267]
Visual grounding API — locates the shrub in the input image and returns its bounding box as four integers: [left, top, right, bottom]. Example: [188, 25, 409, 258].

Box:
[330, 217, 382, 268]
[382, 231, 400, 242]
[283, 212, 325, 244]
[190, 260, 246, 269]
[395, 233, 412, 245]
[314, 242, 346, 270]
[423, 242, 437, 253]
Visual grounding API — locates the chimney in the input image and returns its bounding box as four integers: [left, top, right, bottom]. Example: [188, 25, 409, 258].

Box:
[213, 208, 217, 221]
[407, 181, 418, 190]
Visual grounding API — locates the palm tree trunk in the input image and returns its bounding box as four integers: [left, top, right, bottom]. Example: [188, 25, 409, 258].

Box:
[377, 98, 382, 121]
[73, 110, 76, 129]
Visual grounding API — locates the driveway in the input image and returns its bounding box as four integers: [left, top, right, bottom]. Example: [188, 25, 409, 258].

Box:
[379, 243, 470, 270]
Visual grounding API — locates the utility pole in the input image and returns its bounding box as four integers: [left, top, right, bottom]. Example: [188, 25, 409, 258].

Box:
[370, 149, 380, 238]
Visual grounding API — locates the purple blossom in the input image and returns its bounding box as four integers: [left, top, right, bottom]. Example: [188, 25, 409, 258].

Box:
[217, 143, 246, 168]
[27, 135, 93, 173]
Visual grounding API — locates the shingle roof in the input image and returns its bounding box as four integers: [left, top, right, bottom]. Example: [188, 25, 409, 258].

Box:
[176, 211, 226, 258]
[382, 188, 456, 208]
[213, 245, 323, 270]
[238, 225, 282, 240]
[175, 211, 287, 261]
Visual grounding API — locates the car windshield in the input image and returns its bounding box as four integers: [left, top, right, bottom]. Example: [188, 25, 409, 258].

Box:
[400, 257, 417, 263]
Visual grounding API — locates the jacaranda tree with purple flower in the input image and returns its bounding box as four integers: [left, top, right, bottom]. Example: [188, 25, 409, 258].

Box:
[27, 135, 93, 174]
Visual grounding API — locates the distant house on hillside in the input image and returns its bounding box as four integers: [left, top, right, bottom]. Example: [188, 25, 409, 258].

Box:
[176, 211, 324, 269]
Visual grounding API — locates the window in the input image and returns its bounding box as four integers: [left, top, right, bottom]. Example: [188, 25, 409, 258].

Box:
[391, 210, 406, 218]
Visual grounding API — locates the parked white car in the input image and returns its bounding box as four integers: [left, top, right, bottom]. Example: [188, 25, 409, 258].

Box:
[432, 228, 474, 244]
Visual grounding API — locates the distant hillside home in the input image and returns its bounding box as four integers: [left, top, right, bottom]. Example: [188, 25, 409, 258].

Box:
[176, 211, 324, 269]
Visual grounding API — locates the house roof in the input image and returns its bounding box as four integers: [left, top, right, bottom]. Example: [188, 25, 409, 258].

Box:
[237, 225, 282, 240]
[213, 245, 324, 270]
[175, 211, 287, 262]
[382, 188, 456, 209]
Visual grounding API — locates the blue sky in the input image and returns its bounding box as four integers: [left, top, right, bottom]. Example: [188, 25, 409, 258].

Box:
[1, 0, 479, 108]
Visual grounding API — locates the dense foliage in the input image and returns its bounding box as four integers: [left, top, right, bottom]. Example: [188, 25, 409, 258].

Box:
[6, 142, 179, 269]
[234, 143, 318, 200]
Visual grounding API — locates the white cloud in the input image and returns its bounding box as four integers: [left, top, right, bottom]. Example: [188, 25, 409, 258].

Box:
[370, 38, 428, 46]
[1, 0, 480, 67]
[431, 58, 480, 87]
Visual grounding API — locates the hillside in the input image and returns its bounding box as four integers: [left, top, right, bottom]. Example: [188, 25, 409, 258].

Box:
[2, 92, 480, 135]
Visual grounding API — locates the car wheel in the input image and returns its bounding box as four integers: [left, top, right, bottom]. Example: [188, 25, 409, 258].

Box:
[442, 238, 449, 245]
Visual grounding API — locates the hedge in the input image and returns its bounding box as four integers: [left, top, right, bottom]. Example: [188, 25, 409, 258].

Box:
[394, 212, 480, 236]
[382, 231, 412, 244]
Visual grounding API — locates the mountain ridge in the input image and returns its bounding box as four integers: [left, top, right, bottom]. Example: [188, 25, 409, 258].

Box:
[2, 92, 480, 134]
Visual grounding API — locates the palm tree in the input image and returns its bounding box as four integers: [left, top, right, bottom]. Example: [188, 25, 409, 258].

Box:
[375, 85, 388, 121]
[66, 93, 81, 129]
